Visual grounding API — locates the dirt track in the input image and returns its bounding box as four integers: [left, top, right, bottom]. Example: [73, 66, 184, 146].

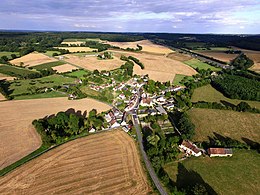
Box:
[0, 130, 151, 195]
[0, 97, 111, 169]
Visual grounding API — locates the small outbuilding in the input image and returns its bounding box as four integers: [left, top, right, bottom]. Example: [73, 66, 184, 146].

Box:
[207, 148, 233, 157]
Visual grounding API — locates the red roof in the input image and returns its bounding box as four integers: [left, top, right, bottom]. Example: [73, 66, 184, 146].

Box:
[181, 140, 200, 154]
[208, 148, 233, 155]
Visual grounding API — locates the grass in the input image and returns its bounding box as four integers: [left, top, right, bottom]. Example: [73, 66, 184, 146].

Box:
[194, 47, 230, 51]
[63, 38, 100, 42]
[173, 74, 193, 86]
[0, 64, 38, 77]
[73, 52, 97, 57]
[45, 51, 61, 57]
[188, 108, 260, 143]
[65, 69, 89, 78]
[8, 74, 75, 96]
[164, 150, 260, 195]
[32, 61, 65, 70]
[13, 91, 67, 100]
[184, 42, 206, 48]
[184, 59, 221, 71]
[191, 84, 260, 109]
[0, 52, 20, 59]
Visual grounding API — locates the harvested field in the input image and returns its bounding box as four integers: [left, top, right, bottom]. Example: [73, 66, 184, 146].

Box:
[166, 52, 192, 62]
[52, 64, 79, 73]
[107, 40, 173, 54]
[10, 53, 57, 67]
[195, 51, 238, 63]
[0, 93, 5, 101]
[61, 41, 85, 45]
[0, 72, 15, 81]
[0, 130, 151, 195]
[112, 50, 197, 82]
[63, 54, 124, 71]
[54, 47, 96, 52]
[237, 49, 260, 73]
[0, 97, 111, 169]
[188, 108, 260, 143]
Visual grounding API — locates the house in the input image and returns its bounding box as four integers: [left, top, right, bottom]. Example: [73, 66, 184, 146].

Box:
[110, 119, 120, 128]
[163, 103, 175, 110]
[155, 96, 166, 104]
[122, 126, 129, 133]
[89, 127, 96, 133]
[179, 140, 202, 157]
[207, 148, 233, 157]
[118, 94, 126, 100]
[140, 97, 153, 107]
[173, 86, 182, 92]
[155, 106, 167, 114]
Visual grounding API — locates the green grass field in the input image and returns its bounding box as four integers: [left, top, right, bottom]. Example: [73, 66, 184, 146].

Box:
[184, 59, 221, 71]
[191, 84, 260, 109]
[193, 47, 230, 51]
[32, 61, 65, 70]
[65, 69, 89, 78]
[0, 65, 37, 77]
[45, 51, 61, 57]
[0, 52, 20, 59]
[63, 38, 100, 42]
[173, 74, 193, 86]
[164, 150, 260, 195]
[8, 74, 75, 96]
[13, 91, 67, 100]
[184, 42, 206, 48]
[188, 108, 260, 143]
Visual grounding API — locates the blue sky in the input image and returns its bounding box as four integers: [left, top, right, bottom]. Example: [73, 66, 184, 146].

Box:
[0, 0, 259, 34]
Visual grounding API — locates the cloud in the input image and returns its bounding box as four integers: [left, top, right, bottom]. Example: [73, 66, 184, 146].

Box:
[0, 0, 259, 33]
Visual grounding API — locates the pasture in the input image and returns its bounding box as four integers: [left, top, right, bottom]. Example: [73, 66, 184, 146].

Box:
[10, 53, 57, 67]
[184, 59, 221, 71]
[195, 50, 238, 63]
[0, 130, 151, 195]
[44, 51, 61, 57]
[107, 39, 173, 54]
[51, 64, 79, 73]
[0, 65, 38, 78]
[32, 61, 65, 70]
[64, 69, 89, 78]
[62, 54, 124, 71]
[112, 50, 196, 82]
[54, 47, 96, 52]
[0, 97, 111, 169]
[164, 150, 260, 195]
[0, 52, 20, 59]
[188, 108, 260, 143]
[191, 84, 260, 109]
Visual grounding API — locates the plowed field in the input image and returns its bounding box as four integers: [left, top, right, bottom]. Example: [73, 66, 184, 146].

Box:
[0, 130, 151, 195]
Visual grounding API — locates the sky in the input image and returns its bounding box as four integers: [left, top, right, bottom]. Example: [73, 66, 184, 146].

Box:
[0, 0, 260, 34]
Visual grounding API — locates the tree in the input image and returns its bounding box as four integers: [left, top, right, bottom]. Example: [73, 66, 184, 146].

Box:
[68, 114, 80, 135]
[11, 54, 17, 59]
[236, 102, 251, 112]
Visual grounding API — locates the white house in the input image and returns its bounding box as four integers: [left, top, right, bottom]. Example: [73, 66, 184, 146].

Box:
[118, 94, 126, 100]
[179, 140, 202, 157]
[89, 127, 96, 133]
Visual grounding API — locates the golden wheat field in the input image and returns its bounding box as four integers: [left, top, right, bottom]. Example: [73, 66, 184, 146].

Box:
[61, 41, 85, 45]
[54, 47, 96, 52]
[0, 130, 152, 195]
[9, 52, 57, 67]
[196, 51, 238, 63]
[52, 64, 79, 73]
[0, 97, 111, 169]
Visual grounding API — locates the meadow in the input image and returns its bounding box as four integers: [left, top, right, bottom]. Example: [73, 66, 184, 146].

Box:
[184, 59, 221, 71]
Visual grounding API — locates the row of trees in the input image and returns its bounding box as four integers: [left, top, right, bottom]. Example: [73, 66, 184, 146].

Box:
[128, 56, 145, 69]
[231, 54, 254, 70]
[32, 109, 104, 146]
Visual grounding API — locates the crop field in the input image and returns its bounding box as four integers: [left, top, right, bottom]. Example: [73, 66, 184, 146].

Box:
[195, 50, 238, 63]
[32, 61, 65, 70]
[65, 69, 89, 78]
[184, 59, 221, 71]
[188, 108, 260, 143]
[0, 64, 38, 78]
[54, 47, 96, 52]
[112, 50, 196, 82]
[238, 49, 260, 73]
[164, 150, 260, 195]
[107, 39, 173, 54]
[0, 130, 151, 194]
[45, 51, 61, 57]
[8, 74, 75, 97]
[166, 52, 192, 62]
[10, 53, 57, 67]
[0, 93, 5, 101]
[0, 97, 111, 170]
[0, 72, 15, 81]
[51, 64, 79, 73]
[13, 91, 67, 100]
[0, 52, 20, 59]
[191, 84, 260, 109]
[61, 41, 85, 45]
[63, 54, 124, 71]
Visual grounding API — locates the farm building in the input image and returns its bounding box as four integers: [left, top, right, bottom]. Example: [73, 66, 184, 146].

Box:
[179, 140, 202, 157]
[207, 148, 233, 157]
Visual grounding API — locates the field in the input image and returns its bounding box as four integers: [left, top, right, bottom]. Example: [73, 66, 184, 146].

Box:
[164, 150, 260, 195]
[61, 41, 85, 45]
[184, 59, 221, 71]
[0, 52, 20, 59]
[191, 84, 260, 109]
[51, 64, 79, 73]
[107, 39, 173, 54]
[166, 52, 192, 62]
[8, 74, 75, 97]
[65, 69, 89, 78]
[13, 91, 67, 100]
[0, 130, 151, 194]
[0, 72, 15, 81]
[0, 64, 37, 78]
[0, 97, 111, 169]
[54, 47, 96, 52]
[238, 49, 260, 73]
[32, 61, 65, 70]
[45, 51, 61, 57]
[10, 52, 57, 67]
[188, 108, 260, 143]
[195, 50, 238, 63]
[0, 93, 5, 101]
[62, 54, 124, 71]
[112, 50, 196, 82]
[173, 74, 193, 86]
